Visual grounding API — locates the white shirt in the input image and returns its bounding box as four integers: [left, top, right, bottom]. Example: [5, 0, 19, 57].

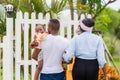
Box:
[37, 34, 69, 73]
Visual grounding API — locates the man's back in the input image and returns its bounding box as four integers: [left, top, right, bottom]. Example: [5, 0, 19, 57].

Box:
[38, 34, 69, 73]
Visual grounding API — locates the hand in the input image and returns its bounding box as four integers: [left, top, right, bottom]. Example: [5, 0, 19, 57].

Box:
[30, 41, 39, 49]
[30, 42, 36, 49]
[62, 57, 73, 64]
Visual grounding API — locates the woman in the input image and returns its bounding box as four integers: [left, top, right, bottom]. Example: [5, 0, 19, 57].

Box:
[63, 18, 107, 80]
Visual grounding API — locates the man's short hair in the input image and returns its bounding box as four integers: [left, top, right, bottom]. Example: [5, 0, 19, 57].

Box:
[48, 19, 60, 32]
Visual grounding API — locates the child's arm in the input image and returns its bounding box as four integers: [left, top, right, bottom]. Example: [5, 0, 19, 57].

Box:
[32, 48, 41, 61]
[30, 41, 39, 49]
[30, 41, 35, 49]
[34, 60, 43, 80]
[30, 33, 41, 49]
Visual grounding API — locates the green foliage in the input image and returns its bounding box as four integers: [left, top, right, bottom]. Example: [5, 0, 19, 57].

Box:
[95, 8, 120, 55]
[0, 0, 68, 37]
[95, 8, 120, 39]
[87, 0, 102, 14]
[51, 0, 67, 13]
[49, 0, 67, 18]
[76, 3, 88, 15]
[113, 56, 120, 71]
[118, 9, 120, 13]
[0, 21, 6, 37]
[106, 8, 120, 38]
[104, 35, 116, 55]
[0, 5, 6, 37]
[72, 0, 117, 19]
[95, 8, 112, 33]
[31, 0, 49, 15]
[18, 0, 32, 13]
[31, 0, 68, 18]
[0, 0, 33, 13]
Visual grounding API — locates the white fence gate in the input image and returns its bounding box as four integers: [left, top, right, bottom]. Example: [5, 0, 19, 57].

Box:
[2, 11, 80, 80]
[1, 11, 119, 80]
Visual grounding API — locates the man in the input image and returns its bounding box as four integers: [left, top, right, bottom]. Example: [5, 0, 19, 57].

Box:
[32, 19, 69, 80]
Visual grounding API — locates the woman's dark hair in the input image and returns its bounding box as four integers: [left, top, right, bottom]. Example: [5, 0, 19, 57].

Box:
[82, 18, 94, 27]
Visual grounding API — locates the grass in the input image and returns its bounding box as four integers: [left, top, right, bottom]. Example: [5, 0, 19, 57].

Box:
[113, 56, 120, 72]
[116, 61, 120, 72]
[116, 61, 120, 69]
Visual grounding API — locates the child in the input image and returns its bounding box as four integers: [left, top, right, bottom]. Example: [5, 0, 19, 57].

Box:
[30, 24, 47, 49]
[30, 24, 47, 80]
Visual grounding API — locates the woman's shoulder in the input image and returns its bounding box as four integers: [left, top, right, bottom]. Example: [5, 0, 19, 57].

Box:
[90, 33, 103, 42]
[91, 33, 101, 38]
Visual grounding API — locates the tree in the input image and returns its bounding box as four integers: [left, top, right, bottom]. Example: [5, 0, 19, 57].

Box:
[47, 0, 68, 18]
[68, 0, 117, 20]
[106, 8, 120, 38]
[0, 0, 68, 38]
[0, 0, 68, 17]
[95, 8, 112, 33]
[95, 8, 120, 55]
[68, 0, 74, 20]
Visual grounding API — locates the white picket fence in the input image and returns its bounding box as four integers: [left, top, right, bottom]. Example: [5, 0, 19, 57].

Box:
[0, 11, 119, 80]
[1, 11, 82, 80]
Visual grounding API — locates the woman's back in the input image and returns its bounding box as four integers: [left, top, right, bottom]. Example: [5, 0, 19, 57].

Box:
[75, 32, 101, 59]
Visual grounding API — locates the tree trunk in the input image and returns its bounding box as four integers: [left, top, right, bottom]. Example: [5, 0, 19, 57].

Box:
[78, 0, 87, 19]
[69, 0, 74, 20]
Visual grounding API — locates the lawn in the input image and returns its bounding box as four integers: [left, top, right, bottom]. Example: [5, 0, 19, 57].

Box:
[116, 61, 120, 72]
[114, 57, 120, 72]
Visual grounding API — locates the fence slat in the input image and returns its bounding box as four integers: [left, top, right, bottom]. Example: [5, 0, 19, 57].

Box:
[24, 12, 29, 80]
[3, 17, 14, 80]
[59, 14, 65, 37]
[0, 43, 3, 48]
[16, 11, 23, 19]
[38, 13, 44, 24]
[15, 12, 23, 80]
[73, 14, 79, 36]
[31, 12, 37, 80]
[67, 14, 72, 40]
[3, 36, 8, 80]
[45, 13, 50, 31]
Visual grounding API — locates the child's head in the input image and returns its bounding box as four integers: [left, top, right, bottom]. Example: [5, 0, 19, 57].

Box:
[35, 24, 45, 33]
